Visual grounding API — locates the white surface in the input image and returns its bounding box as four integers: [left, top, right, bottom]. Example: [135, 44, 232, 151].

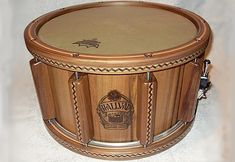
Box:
[0, 0, 234, 162]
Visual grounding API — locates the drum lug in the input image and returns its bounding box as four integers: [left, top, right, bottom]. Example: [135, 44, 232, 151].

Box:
[146, 71, 151, 81]
[75, 71, 80, 79]
[69, 73, 93, 144]
[138, 72, 157, 147]
[34, 57, 39, 63]
[198, 59, 211, 100]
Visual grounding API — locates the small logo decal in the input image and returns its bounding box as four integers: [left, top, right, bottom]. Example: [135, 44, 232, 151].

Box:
[97, 90, 134, 130]
[73, 38, 100, 48]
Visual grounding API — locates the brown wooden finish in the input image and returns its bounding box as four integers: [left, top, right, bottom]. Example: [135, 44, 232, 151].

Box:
[69, 74, 94, 144]
[25, 1, 211, 160]
[88, 74, 138, 142]
[30, 59, 56, 120]
[153, 66, 183, 134]
[137, 73, 157, 146]
[178, 54, 204, 122]
[172, 65, 185, 125]
[45, 119, 194, 160]
[24, 1, 210, 74]
[47, 66, 76, 134]
[29, 57, 205, 160]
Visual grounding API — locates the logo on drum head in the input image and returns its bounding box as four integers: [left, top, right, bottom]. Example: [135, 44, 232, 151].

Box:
[73, 38, 100, 48]
[97, 90, 134, 130]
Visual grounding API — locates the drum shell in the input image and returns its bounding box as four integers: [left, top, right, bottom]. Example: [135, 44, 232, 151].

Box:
[30, 53, 204, 144]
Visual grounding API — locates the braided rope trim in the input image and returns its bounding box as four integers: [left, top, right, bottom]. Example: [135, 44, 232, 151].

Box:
[146, 82, 154, 145]
[31, 45, 206, 74]
[71, 81, 83, 143]
[46, 122, 193, 160]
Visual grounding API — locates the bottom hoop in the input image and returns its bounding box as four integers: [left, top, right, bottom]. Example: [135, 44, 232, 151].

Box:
[44, 119, 193, 160]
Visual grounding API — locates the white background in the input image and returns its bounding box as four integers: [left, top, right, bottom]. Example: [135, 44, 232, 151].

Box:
[0, 0, 235, 162]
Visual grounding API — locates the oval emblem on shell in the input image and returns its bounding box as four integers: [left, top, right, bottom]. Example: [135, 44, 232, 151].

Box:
[97, 90, 134, 129]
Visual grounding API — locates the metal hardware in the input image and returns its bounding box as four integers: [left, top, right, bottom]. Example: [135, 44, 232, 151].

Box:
[202, 59, 211, 77]
[75, 72, 80, 79]
[144, 53, 153, 58]
[198, 59, 211, 100]
[48, 119, 77, 139]
[153, 121, 185, 141]
[146, 71, 151, 81]
[48, 119, 185, 148]
[87, 121, 185, 148]
[34, 57, 39, 62]
[88, 140, 140, 148]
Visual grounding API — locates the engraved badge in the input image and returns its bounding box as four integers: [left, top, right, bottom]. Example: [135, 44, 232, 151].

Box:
[97, 90, 134, 129]
[73, 38, 100, 48]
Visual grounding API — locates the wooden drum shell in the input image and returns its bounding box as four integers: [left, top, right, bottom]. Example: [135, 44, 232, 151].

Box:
[30, 53, 204, 159]
[25, 1, 211, 160]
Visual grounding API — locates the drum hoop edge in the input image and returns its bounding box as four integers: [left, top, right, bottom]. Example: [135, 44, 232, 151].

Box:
[31, 43, 207, 74]
[45, 119, 193, 160]
[24, 1, 211, 71]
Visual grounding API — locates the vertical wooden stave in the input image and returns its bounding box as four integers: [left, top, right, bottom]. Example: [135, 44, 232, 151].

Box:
[47, 66, 76, 134]
[137, 73, 157, 146]
[171, 66, 185, 125]
[69, 73, 94, 144]
[30, 59, 56, 120]
[153, 67, 182, 135]
[88, 74, 138, 142]
[178, 55, 204, 122]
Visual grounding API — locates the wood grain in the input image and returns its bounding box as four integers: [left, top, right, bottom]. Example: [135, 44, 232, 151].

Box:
[69, 74, 94, 144]
[178, 55, 204, 122]
[171, 65, 185, 125]
[88, 74, 139, 142]
[47, 66, 76, 134]
[153, 66, 183, 134]
[30, 59, 56, 120]
[45, 118, 194, 160]
[137, 73, 157, 146]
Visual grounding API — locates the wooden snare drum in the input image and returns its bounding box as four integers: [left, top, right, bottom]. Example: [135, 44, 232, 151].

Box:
[24, 1, 211, 160]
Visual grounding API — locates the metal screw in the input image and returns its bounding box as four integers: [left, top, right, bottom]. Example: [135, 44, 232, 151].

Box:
[146, 72, 151, 81]
[203, 59, 211, 77]
[75, 72, 80, 79]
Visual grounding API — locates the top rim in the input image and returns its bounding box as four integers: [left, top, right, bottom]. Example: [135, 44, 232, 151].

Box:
[24, 1, 211, 74]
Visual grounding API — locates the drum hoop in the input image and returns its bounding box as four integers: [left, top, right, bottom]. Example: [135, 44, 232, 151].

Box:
[46, 119, 193, 160]
[25, 1, 211, 74]
[30, 43, 207, 74]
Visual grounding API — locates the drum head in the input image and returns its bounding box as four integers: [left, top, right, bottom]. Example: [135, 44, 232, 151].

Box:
[38, 5, 197, 55]
[25, 1, 210, 74]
